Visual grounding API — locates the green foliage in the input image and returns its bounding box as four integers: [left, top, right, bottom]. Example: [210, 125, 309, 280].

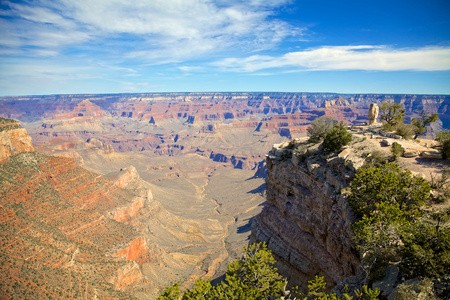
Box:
[429, 169, 450, 203]
[399, 218, 450, 278]
[322, 122, 352, 153]
[391, 142, 404, 159]
[435, 130, 450, 159]
[364, 151, 387, 168]
[0, 117, 14, 123]
[158, 243, 286, 300]
[348, 163, 430, 218]
[442, 139, 450, 160]
[307, 116, 335, 144]
[379, 101, 405, 130]
[211, 242, 285, 299]
[157, 283, 182, 300]
[350, 163, 449, 289]
[411, 110, 439, 139]
[296, 276, 347, 299]
[0, 117, 21, 132]
[393, 123, 414, 140]
[352, 202, 408, 280]
[435, 130, 450, 143]
[158, 244, 380, 300]
[393, 278, 438, 300]
[182, 279, 212, 300]
[353, 285, 381, 300]
[295, 276, 379, 300]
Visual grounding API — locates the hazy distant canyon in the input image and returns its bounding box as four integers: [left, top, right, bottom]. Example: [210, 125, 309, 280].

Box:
[0, 92, 449, 298]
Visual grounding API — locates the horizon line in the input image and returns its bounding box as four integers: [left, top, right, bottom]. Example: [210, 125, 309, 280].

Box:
[1, 91, 450, 98]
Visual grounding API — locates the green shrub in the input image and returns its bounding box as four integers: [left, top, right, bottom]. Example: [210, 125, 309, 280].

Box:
[442, 139, 450, 160]
[158, 243, 379, 299]
[400, 219, 450, 278]
[322, 121, 352, 153]
[158, 283, 181, 300]
[393, 278, 438, 300]
[348, 163, 430, 218]
[435, 131, 450, 160]
[391, 142, 404, 159]
[394, 123, 414, 139]
[307, 116, 334, 143]
[365, 150, 388, 167]
[350, 163, 449, 288]
[352, 202, 407, 281]
[430, 170, 450, 203]
[435, 130, 450, 143]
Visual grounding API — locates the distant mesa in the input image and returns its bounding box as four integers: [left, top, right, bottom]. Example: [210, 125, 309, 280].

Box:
[324, 96, 350, 108]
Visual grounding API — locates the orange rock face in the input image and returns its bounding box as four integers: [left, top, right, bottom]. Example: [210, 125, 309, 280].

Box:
[116, 237, 148, 261]
[114, 197, 145, 222]
[113, 262, 144, 291]
[115, 165, 140, 188]
[0, 127, 34, 162]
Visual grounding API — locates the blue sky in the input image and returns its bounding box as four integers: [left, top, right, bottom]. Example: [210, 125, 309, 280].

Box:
[0, 0, 449, 96]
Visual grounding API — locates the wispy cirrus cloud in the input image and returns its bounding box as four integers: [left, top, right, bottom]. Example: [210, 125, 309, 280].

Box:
[0, 0, 302, 61]
[212, 46, 450, 72]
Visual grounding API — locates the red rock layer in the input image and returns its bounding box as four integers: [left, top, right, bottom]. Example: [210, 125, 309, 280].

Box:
[116, 237, 148, 261]
[0, 151, 150, 298]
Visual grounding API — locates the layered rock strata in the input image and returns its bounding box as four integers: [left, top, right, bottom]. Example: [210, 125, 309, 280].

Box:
[251, 138, 362, 290]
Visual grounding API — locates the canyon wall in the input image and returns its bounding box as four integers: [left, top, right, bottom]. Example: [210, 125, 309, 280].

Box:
[250, 138, 364, 290]
[1, 93, 447, 170]
[250, 125, 447, 291]
[0, 124, 236, 299]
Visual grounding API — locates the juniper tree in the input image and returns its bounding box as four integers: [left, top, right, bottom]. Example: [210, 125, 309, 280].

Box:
[307, 116, 335, 143]
[411, 110, 439, 139]
[379, 101, 405, 130]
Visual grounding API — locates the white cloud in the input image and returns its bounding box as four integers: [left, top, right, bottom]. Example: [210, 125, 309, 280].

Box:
[178, 66, 204, 72]
[0, 0, 301, 61]
[212, 46, 450, 72]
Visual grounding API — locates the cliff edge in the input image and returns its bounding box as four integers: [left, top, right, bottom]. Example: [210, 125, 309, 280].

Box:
[0, 118, 34, 162]
[250, 137, 360, 289]
[250, 124, 447, 291]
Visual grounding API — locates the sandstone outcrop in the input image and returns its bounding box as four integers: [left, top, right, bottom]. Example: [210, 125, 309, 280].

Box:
[0, 120, 34, 162]
[113, 197, 145, 222]
[115, 165, 141, 188]
[368, 103, 379, 125]
[117, 237, 148, 261]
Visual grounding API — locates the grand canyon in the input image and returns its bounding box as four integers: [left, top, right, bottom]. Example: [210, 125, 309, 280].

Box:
[1, 92, 449, 299]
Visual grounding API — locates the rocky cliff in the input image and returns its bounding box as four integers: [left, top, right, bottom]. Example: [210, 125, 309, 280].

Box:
[250, 138, 360, 289]
[250, 126, 447, 291]
[0, 118, 34, 162]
